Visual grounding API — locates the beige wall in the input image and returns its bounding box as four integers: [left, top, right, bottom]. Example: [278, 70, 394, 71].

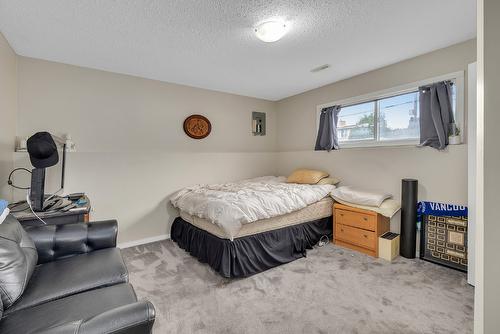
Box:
[17, 58, 277, 153]
[15, 57, 278, 243]
[14, 40, 476, 244]
[477, 0, 500, 332]
[275, 40, 476, 231]
[0, 32, 17, 201]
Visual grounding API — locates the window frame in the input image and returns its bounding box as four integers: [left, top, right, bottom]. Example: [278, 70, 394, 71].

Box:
[316, 71, 465, 149]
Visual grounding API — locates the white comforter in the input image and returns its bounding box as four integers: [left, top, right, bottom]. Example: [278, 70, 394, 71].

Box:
[170, 176, 334, 240]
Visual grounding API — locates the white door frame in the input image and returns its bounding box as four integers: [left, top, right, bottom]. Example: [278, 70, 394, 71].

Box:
[467, 62, 477, 286]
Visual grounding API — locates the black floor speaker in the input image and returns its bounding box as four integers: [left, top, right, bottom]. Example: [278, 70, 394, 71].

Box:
[401, 179, 418, 258]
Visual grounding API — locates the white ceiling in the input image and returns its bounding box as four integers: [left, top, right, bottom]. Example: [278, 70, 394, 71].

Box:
[0, 0, 476, 101]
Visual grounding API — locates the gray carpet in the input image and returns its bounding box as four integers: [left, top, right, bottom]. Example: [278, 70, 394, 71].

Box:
[122, 240, 473, 334]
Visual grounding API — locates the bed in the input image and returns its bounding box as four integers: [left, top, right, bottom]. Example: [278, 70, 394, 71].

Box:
[170, 176, 334, 278]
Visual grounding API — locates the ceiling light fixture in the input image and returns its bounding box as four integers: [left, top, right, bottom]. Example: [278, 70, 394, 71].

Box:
[254, 21, 287, 43]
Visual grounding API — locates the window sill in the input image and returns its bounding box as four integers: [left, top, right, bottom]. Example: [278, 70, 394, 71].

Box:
[338, 140, 420, 149]
[325, 141, 465, 150]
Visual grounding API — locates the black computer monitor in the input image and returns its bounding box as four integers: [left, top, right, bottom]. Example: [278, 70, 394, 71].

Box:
[29, 145, 66, 212]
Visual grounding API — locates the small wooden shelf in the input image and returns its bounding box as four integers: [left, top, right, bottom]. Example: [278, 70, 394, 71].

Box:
[333, 203, 390, 257]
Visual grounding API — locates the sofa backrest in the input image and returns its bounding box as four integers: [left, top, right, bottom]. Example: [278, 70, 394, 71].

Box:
[0, 215, 38, 309]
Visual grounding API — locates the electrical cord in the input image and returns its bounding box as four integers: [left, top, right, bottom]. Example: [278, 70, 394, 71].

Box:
[7, 168, 32, 190]
[7, 168, 61, 224]
[318, 235, 330, 247]
[26, 189, 47, 225]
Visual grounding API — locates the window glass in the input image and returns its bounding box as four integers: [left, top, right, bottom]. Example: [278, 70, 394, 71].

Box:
[378, 92, 419, 141]
[337, 101, 375, 142]
[451, 83, 457, 120]
[329, 79, 458, 147]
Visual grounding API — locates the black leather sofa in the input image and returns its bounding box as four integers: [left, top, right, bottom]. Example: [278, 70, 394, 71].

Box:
[0, 215, 155, 334]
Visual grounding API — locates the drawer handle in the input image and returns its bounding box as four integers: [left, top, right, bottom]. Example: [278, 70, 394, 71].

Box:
[341, 229, 344, 232]
[363, 234, 368, 238]
[340, 213, 344, 217]
[363, 217, 368, 221]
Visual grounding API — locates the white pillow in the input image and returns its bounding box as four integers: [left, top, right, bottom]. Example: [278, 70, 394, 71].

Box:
[331, 186, 392, 207]
[333, 197, 400, 218]
[317, 177, 341, 186]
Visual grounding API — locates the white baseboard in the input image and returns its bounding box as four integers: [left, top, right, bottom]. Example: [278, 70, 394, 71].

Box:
[118, 234, 170, 249]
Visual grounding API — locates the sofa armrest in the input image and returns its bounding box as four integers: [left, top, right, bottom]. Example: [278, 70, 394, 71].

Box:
[25, 220, 118, 264]
[36, 301, 156, 334]
[80, 301, 156, 334]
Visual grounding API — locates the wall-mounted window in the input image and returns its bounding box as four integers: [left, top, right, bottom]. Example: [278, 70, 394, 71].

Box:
[317, 71, 463, 148]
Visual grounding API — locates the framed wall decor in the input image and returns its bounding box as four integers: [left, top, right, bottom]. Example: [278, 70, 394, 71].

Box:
[418, 201, 468, 272]
[183, 114, 211, 139]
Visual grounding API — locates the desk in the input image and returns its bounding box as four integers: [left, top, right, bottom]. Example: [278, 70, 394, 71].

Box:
[10, 195, 91, 227]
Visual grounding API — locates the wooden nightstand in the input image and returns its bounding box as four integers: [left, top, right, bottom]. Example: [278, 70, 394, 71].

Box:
[333, 203, 390, 257]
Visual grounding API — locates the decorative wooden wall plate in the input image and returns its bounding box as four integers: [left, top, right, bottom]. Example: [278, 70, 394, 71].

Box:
[183, 114, 211, 139]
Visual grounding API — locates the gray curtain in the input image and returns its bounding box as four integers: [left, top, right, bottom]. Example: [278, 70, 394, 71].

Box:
[315, 105, 341, 151]
[419, 81, 455, 150]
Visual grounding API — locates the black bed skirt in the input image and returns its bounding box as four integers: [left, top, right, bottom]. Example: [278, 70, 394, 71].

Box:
[171, 216, 333, 278]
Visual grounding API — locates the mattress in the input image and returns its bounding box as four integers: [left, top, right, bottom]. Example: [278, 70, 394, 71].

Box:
[180, 197, 333, 240]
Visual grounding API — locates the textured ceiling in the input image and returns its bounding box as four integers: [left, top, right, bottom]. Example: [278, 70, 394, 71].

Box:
[0, 0, 476, 101]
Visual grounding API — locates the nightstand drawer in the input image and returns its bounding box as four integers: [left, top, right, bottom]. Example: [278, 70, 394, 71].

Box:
[335, 209, 376, 231]
[336, 224, 376, 250]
